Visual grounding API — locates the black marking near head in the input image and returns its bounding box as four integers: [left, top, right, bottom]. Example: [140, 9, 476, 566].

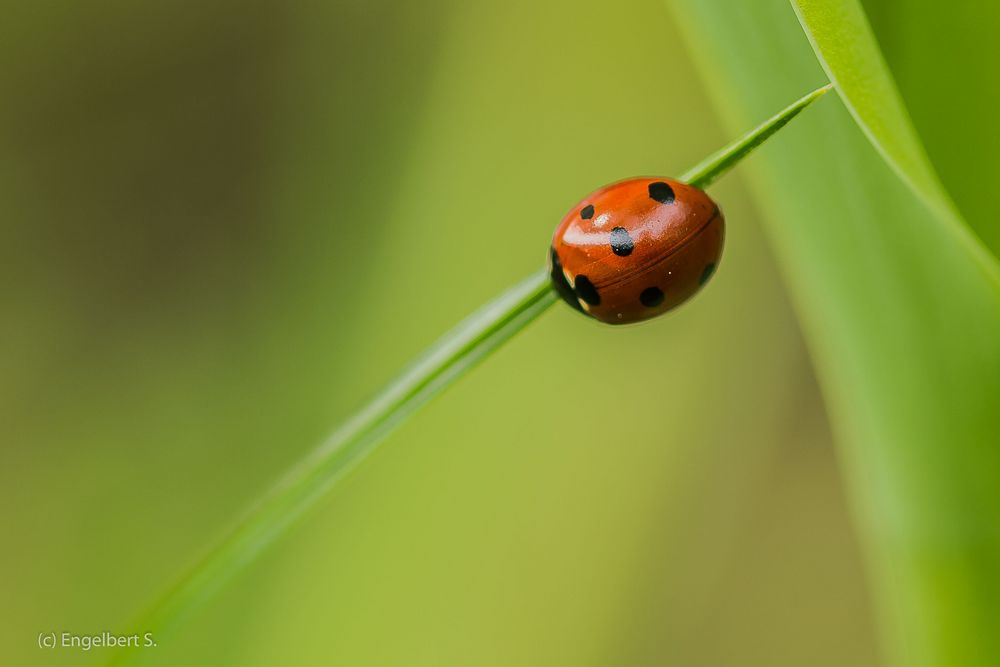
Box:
[648, 181, 675, 204]
[549, 247, 584, 313]
[609, 227, 634, 256]
[699, 263, 717, 286]
[640, 286, 664, 308]
[580, 204, 595, 220]
[574, 274, 601, 306]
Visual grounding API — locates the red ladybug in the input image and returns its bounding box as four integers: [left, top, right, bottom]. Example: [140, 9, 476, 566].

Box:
[548, 177, 724, 324]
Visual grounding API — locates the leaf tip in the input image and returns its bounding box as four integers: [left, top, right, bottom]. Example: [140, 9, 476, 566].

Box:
[682, 82, 835, 188]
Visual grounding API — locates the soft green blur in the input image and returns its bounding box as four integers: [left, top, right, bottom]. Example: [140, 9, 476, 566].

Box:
[3, 0, 984, 665]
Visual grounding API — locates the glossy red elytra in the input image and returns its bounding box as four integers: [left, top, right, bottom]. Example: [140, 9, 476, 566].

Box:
[548, 177, 724, 324]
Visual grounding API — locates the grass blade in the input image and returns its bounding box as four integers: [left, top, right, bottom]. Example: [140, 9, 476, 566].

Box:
[109, 85, 829, 665]
[110, 269, 557, 664]
[682, 83, 832, 188]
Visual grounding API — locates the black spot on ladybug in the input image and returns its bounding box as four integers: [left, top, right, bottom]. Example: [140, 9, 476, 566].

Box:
[574, 274, 601, 306]
[699, 263, 717, 286]
[640, 286, 664, 308]
[580, 204, 595, 220]
[609, 227, 634, 256]
[549, 247, 584, 313]
[648, 181, 675, 204]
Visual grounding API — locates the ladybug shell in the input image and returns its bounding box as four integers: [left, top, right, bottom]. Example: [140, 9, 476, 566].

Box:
[549, 177, 723, 324]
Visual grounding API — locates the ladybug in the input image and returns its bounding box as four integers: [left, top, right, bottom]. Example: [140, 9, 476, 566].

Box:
[548, 177, 724, 324]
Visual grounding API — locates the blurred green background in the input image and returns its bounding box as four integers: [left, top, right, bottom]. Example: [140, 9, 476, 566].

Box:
[2, 0, 993, 665]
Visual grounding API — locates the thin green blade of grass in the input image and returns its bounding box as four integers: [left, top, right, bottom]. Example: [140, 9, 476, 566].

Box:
[668, 1, 1000, 665]
[108, 84, 830, 665]
[682, 82, 831, 188]
[109, 269, 557, 664]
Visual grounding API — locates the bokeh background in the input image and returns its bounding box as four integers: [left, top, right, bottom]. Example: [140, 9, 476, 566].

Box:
[3, 0, 994, 665]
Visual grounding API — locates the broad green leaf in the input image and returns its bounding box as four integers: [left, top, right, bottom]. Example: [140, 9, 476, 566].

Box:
[667, 1, 1000, 666]
[863, 0, 1000, 254]
[790, 0, 1000, 281]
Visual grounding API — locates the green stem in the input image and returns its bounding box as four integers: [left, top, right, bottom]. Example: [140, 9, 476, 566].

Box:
[682, 83, 833, 188]
[109, 83, 831, 665]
